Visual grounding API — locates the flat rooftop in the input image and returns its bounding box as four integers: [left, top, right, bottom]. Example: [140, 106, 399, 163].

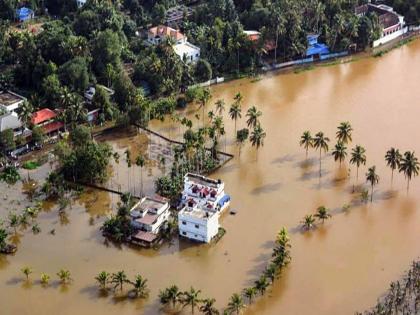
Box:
[185, 173, 220, 188]
[180, 206, 216, 220]
[0, 91, 25, 106]
[131, 197, 168, 213]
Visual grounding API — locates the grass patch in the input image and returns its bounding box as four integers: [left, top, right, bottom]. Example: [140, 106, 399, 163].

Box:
[22, 160, 40, 170]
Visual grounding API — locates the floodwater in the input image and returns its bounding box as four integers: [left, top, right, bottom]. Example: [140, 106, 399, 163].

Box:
[1, 40, 420, 315]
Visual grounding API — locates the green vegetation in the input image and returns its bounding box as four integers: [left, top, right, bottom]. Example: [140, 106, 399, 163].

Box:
[55, 126, 112, 184]
[22, 161, 40, 170]
[0, 166, 21, 184]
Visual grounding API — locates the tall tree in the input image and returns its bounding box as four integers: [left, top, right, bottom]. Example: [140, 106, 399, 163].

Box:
[385, 148, 402, 186]
[300, 131, 313, 158]
[313, 132, 330, 176]
[250, 124, 266, 160]
[229, 95, 242, 134]
[135, 154, 145, 197]
[332, 141, 347, 166]
[336, 122, 353, 144]
[399, 151, 420, 193]
[350, 145, 367, 191]
[366, 166, 379, 202]
[227, 293, 245, 315]
[246, 106, 262, 128]
[182, 287, 201, 314]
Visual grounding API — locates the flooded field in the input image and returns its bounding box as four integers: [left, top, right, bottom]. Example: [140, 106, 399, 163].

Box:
[1, 39, 420, 315]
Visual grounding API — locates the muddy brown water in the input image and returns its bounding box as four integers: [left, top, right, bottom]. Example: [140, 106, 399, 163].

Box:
[1, 40, 420, 315]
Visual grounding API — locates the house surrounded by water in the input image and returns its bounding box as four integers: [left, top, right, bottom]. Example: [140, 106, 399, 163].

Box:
[130, 196, 170, 246]
[178, 173, 230, 243]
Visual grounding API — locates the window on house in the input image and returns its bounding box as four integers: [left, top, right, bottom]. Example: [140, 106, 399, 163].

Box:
[195, 224, 199, 229]
[182, 232, 187, 236]
[182, 221, 186, 225]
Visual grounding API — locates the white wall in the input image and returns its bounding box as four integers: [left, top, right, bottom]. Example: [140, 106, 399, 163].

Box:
[373, 27, 408, 47]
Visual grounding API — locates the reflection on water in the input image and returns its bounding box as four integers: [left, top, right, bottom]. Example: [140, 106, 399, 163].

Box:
[0, 40, 419, 315]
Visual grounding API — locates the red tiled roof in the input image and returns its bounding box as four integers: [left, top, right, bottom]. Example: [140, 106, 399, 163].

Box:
[42, 121, 64, 134]
[31, 108, 56, 125]
[149, 25, 185, 41]
[132, 231, 157, 243]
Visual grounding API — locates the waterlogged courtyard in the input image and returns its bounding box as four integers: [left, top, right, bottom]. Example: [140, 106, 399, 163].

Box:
[1, 40, 420, 315]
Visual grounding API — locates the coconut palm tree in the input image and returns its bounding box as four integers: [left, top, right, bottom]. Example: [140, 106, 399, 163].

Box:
[130, 275, 148, 298]
[124, 149, 132, 192]
[366, 166, 379, 202]
[18, 100, 33, 132]
[229, 103, 242, 135]
[264, 264, 279, 284]
[227, 293, 245, 315]
[332, 141, 347, 165]
[243, 287, 257, 304]
[250, 124, 266, 160]
[199, 298, 219, 315]
[314, 206, 331, 223]
[299, 131, 313, 158]
[215, 99, 225, 116]
[385, 148, 402, 186]
[95, 271, 110, 290]
[40, 273, 50, 286]
[336, 122, 353, 144]
[135, 154, 145, 197]
[301, 214, 316, 230]
[313, 132, 330, 176]
[399, 151, 420, 193]
[254, 275, 269, 296]
[236, 128, 249, 157]
[246, 106, 262, 128]
[182, 287, 201, 314]
[159, 285, 183, 309]
[350, 145, 367, 191]
[21, 266, 33, 281]
[111, 271, 129, 292]
[57, 269, 72, 284]
[198, 88, 212, 127]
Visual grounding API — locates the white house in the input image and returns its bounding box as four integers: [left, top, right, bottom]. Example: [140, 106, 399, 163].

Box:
[178, 205, 219, 243]
[146, 25, 200, 63]
[0, 112, 31, 138]
[178, 173, 230, 243]
[355, 3, 407, 47]
[182, 173, 230, 213]
[130, 196, 170, 245]
[0, 91, 26, 113]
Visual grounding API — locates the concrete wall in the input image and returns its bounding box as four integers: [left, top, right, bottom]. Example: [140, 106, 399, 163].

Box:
[373, 27, 408, 47]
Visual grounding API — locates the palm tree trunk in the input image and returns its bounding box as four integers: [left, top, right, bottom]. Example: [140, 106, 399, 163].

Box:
[391, 169, 394, 187]
[275, 31, 279, 64]
[319, 149, 322, 176]
[140, 168, 143, 197]
[306, 147, 308, 159]
[407, 178, 410, 194]
[371, 184, 373, 202]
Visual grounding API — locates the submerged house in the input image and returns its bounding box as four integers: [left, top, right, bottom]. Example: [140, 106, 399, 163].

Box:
[355, 3, 407, 47]
[178, 173, 231, 243]
[130, 196, 170, 247]
[306, 35, 330, 59]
